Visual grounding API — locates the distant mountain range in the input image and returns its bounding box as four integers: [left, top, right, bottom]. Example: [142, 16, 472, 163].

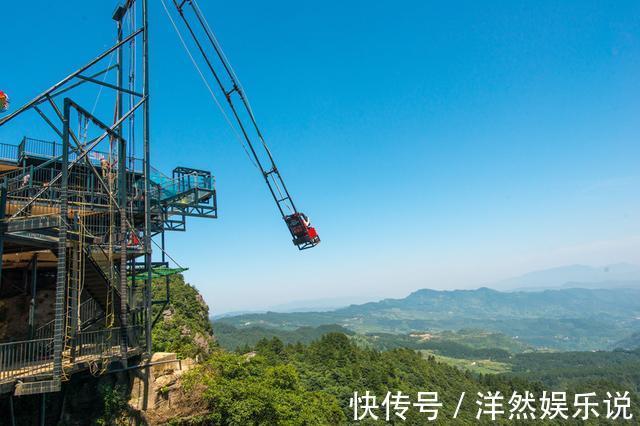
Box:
[214, 264, 640, 317]
[217, 286, 640, 351]
[212, 296, 376, 319]
[487, 263, 640, 291]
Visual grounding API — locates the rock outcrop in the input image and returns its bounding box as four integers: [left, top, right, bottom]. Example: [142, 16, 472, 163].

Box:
[129, 352, 207, 424]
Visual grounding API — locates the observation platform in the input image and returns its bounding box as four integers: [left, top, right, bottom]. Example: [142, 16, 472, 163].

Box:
[0, 326, 143, 396]
[0, 136, 217, 396]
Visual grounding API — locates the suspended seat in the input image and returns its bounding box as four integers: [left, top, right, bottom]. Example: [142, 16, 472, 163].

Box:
[284, 213, 320, 249]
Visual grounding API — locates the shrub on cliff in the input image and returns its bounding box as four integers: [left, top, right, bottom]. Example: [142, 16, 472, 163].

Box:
[151, 274, 215, 358]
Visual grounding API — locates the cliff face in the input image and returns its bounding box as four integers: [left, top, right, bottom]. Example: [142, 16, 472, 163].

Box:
[129, 276, 216, 424]
[129, 352, 209, 425]
[151, 275, 216, 358]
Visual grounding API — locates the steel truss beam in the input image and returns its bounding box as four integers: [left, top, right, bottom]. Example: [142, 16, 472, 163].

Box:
[0, 28, 144, 127]
[10, 97, 146, 218]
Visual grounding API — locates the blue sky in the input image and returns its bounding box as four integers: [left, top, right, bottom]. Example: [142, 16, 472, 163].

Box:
[2, 1, 639, 313]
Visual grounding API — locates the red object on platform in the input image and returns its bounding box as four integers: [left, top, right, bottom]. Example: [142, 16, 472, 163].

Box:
[0, 91, 9, 112]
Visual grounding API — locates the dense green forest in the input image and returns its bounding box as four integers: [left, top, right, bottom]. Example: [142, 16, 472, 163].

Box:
[507, 349, 640, 392]
[176, 334, 537, 424]
[214, 320, 640, 400]
[213, 322, 356, 351]
[167, 333, 640, 424]
[87, 276, 640, 424]
[213, 322, 525, 362]
[176, 333, 500, 424]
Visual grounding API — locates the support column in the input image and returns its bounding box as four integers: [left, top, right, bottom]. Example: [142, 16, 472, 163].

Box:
[142, 0, 153, 354]
[8, 395, 16, 426]
[69, 243, 79, 362]
[115, 4, 129, 365]
[162, 230, 169, 305]
[28, 253, 39, 340]
[40, 393, 46, 426]
[151, 230, 169, 328]
[120, 213, 129, 362]
[52, 99, 71, 387]
[0, 177, 5, 290]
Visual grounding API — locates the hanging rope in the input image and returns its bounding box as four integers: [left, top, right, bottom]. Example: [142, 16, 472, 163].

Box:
[150, 237, 185, 270]
[165, 0, 305, 221]
[159, 0, 259, 169]
[79, 50, 117, 139]
[187, 0, 278, 164]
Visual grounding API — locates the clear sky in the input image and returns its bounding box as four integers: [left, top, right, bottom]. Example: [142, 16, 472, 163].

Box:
[2, 1, 639, 313]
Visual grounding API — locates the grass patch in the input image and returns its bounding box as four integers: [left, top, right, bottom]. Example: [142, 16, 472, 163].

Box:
[419, 349, 512, 375]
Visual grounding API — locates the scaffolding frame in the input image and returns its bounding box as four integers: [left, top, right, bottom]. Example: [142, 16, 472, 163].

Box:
[0, 0, 216, 402]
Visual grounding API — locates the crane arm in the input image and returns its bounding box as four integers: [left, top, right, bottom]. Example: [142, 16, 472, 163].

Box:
[169, 0, 319, 250]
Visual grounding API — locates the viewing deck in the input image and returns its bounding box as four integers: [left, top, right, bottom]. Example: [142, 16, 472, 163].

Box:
[0, 136, 217, 396]
[0, 326, 142, 395]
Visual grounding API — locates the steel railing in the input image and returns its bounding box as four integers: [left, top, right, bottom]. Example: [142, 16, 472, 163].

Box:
[0, 326, 144, 383]
[0, 338, 54, 381]
[75, 325, 142, 358]
[34, 298, 106, 340]
[34, 321, 55, 341]
[19, 137, 144, 173]
[3, 160, 143, 222]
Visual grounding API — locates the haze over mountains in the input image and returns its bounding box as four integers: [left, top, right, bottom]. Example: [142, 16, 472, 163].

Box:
[216, 263, 640, 316]
[488, 263, 640, 291]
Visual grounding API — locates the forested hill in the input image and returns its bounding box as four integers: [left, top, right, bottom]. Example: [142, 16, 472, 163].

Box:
[216, 287, 640, 351]
[58, 277, 640, 424]
[615, 332, 640, 351]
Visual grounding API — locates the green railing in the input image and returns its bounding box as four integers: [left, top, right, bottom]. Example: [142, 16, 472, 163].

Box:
[0, 142, 19, 162]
